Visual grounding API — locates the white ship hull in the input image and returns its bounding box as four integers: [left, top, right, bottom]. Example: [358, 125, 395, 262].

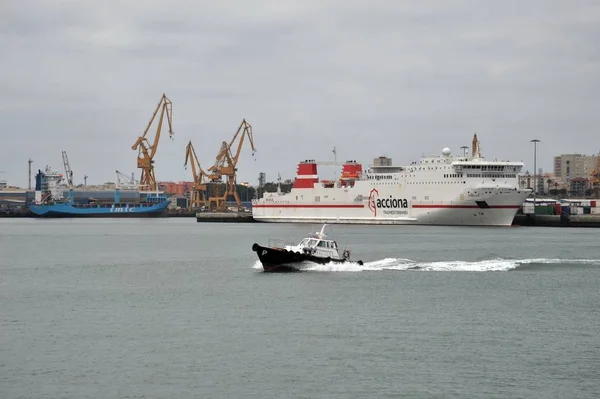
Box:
[252, 136, 531, 227]
[253, 186, 529, 226]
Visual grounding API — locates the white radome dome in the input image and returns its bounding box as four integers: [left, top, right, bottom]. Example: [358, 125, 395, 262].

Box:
[442, 147, 451, 156]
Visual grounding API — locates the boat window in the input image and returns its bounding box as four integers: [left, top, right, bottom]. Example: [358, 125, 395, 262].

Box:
[317, 240, 327, 247]
[332, 241, 337, 249]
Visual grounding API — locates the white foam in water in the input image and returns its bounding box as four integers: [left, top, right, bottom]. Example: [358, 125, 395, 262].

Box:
[252, 258, 600, 272]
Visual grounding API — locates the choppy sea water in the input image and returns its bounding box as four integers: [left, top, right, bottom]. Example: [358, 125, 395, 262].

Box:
[2, 219, 599, 398]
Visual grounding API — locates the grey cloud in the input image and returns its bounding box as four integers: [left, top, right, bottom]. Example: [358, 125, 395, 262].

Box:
[1, 0, 599, 187]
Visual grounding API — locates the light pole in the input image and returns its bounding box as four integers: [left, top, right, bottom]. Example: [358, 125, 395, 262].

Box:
[531, 139, 540, 209]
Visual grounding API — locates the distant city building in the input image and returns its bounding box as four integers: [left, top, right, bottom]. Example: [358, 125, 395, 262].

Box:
[553, 154, 598, 183]
[519, 171, 558, 194]
[569, 178, 589, 197]
[0, 180, 7, 190]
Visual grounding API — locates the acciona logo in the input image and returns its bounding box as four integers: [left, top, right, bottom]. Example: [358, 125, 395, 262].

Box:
[368, 188, 408, 216]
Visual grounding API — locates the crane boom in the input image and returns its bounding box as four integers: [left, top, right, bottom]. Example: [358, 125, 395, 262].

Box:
[61, 150, 73, 188]
[131, 93, 174, 191]
[228, 119, 256, 166]
[202, 119, 257, 211]
[184, 140, 216, 208]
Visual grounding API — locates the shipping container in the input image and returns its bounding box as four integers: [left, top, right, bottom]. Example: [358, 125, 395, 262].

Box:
[591, 207, 600, 214]
[553, 204, 562, 215]
[591, 200, 597, 207]
[562, 206, 571, 215]
[534, 205, 553, 215]
[583, 206, 591, 215]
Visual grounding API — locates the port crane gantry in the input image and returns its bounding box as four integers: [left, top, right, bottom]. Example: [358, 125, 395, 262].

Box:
[184, 140, 221, 209]
[131, 93, 173, 192]
[206, 119, 256, 210]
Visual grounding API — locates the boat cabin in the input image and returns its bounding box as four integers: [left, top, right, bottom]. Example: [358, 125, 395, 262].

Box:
[297, 237, 338, 250]
[284, 224, 350, 261]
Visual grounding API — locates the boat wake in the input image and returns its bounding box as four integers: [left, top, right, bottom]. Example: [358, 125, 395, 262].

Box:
[252, 258, 600, 272]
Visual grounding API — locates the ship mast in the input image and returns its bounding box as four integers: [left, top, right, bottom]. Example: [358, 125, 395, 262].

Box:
[472, 134, 482, 159]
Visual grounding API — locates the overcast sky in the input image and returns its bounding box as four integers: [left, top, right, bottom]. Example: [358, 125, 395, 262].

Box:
[1, 0, 599, 187]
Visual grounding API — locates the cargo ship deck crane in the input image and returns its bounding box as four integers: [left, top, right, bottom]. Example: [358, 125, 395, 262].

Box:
[115, 170, 140, 189]
[184, 141, 218, 209]
[61, 150, 73, 189]
[131, 93, 173, 192]
[206, 119, 256, 210]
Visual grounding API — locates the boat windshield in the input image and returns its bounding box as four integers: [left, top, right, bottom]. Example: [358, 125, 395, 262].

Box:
[317, 240, 337, 248]
[298, 238, 338, 249]
[298, 238, 319, 247]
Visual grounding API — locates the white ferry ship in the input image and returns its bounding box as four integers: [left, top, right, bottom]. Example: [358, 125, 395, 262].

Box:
[251, 134, 531, 226]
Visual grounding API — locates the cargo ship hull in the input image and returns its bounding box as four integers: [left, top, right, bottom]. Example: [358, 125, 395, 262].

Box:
[29, 201, 169, 218]
[30, 165, 170, 218]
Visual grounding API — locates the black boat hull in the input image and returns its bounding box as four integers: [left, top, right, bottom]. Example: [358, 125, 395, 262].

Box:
[252, 243, 362, 272]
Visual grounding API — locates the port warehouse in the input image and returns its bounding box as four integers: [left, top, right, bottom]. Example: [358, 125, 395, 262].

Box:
[0, 190, 253, 210]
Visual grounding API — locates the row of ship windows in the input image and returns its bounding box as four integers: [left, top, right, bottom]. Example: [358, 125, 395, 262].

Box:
[368, 172, 518, 179]
[408, 167, 452, 171]
[463, 165, 515, 171]
[408, 181, 466, 184]
[466, 174, 517, 178]
[367, 175, 396, 180]
[369, 177, 517, 184]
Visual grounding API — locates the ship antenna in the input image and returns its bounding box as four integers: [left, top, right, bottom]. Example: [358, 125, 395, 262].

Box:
[277, 173, 281, 194]
[318, 224, 328, 238]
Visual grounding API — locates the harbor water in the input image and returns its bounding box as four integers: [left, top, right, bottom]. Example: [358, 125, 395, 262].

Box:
[1, 219, 599, 398]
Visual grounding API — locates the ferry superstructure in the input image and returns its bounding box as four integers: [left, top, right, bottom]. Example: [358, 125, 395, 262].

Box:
[251, 134, 531, 226]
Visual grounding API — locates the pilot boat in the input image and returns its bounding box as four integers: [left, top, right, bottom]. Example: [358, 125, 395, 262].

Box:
[251, 224, 364, 272]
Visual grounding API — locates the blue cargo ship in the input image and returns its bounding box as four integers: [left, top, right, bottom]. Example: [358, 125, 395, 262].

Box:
[29, 167, 170, 218]
[28, 196, 169, 217]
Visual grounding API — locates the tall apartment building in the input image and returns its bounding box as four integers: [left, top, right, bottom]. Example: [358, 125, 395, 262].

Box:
[553, 154, 598, 183]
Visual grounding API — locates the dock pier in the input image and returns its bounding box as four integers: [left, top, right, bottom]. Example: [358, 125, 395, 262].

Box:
[195, 211, 255, 223]
[512, 214, 600, 228]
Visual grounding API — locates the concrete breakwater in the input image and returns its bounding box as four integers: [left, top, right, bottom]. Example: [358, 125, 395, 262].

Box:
[512, 214, 600, 228]
[195, 211, 255, 223]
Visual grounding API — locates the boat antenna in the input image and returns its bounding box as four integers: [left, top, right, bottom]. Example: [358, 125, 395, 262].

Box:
[317, 224, 328, 238]
[460, 146, 469, 158]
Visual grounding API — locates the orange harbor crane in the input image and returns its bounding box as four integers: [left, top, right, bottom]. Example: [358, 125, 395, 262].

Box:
[131, 93, 174, 191]
[206, 119, 256, 210]
[184, 140, 222, 209]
